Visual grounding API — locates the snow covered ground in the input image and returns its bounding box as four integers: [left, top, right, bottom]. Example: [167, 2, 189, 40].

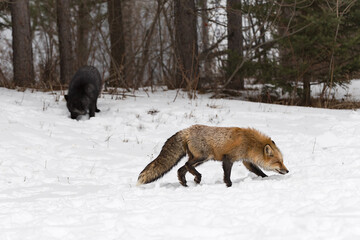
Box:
[1, 85, 360, 239]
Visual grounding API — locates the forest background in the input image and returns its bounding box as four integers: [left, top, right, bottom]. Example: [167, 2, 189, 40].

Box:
[1, 0, 360, 107]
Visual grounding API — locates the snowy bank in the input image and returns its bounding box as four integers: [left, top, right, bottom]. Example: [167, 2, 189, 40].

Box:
[1, 87, 360, 239]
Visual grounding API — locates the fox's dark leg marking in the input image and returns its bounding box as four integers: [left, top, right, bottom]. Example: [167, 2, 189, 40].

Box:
[177, 160, 205, 186]
[177, 165, 188, 187]
[193, 160, 206, 168]
[243, 161, 268, 178]
[177, 147, 207, 186]
[222, 155, 233, 187]
[177, 150, 196, 186]
[192, 160, 206, 183]
[185, 157, 206, 184]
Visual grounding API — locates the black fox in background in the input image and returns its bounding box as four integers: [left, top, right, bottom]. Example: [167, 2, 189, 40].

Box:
[65, 66, 102, 119]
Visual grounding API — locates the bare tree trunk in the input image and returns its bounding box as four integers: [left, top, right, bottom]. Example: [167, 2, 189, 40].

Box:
[76, 0, 90, 69]
[56, 0, 74, 85]
[227, 0, 244, 90]
[108, 0, 126, 88]
[136, 0, 163, 89]
[303, 73, 311, 106]
[10, 0, 34, 87]
[0, 67, 9, 87]
[174, 0, 199, 90]
[122, 0, 135, 88]
[199, 0, 212, 86]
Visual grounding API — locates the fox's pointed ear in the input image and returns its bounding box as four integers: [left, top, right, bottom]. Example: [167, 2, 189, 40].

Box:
[64, 95, 68, 101]
[264, 144, 273, 156]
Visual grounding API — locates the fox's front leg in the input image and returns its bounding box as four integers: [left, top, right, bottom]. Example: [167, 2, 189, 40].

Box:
[243, 161, 267, 178]
[222, 155, 233, 187]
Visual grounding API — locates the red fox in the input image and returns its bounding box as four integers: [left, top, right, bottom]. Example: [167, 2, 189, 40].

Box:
[137, 125, 289, 187]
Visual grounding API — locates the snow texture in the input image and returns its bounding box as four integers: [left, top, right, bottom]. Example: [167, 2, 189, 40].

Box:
[1, 86, 360, 239]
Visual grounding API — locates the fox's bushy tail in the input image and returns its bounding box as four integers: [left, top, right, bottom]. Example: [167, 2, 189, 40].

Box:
[137, 131, 186, 185]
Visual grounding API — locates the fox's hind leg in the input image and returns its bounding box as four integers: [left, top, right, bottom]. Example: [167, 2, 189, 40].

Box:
[177, 151, 195, 186]
[177, 155, 206, 186]
[243, 161, 267, 178]
[185, 157, 206, 184]
[177, 166, 188, 186]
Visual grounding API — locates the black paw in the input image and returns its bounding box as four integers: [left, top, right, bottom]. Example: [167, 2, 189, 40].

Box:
[194, 174, 202, 184]
[179, 180, 188, 187]
[225, 180, 232, 187]
[178, 173, 187, 187]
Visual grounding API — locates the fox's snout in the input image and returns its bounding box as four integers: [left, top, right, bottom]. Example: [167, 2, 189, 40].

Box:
[275, 161, 289, 175]
[276, 168, 289, 175]
[274, 161, 289, 175]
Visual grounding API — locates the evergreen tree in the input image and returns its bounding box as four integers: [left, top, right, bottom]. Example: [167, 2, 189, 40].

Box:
[274, 0, 360, 106]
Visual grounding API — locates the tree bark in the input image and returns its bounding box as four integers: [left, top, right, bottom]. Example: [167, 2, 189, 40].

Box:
[10, 0, 34, 87]
[76, 0, 90, 69]
[0, 67, 9, 86]
[108, 0, 126, 87]
[122, 0, 135, 87]
[227, 0, 244, 90]
[56, 0, 74, 85]
[303, 73, 311, 106]
[199, 0, 212, 85]
[136, 0, 163, 89]
[174, 0, 199, 90]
